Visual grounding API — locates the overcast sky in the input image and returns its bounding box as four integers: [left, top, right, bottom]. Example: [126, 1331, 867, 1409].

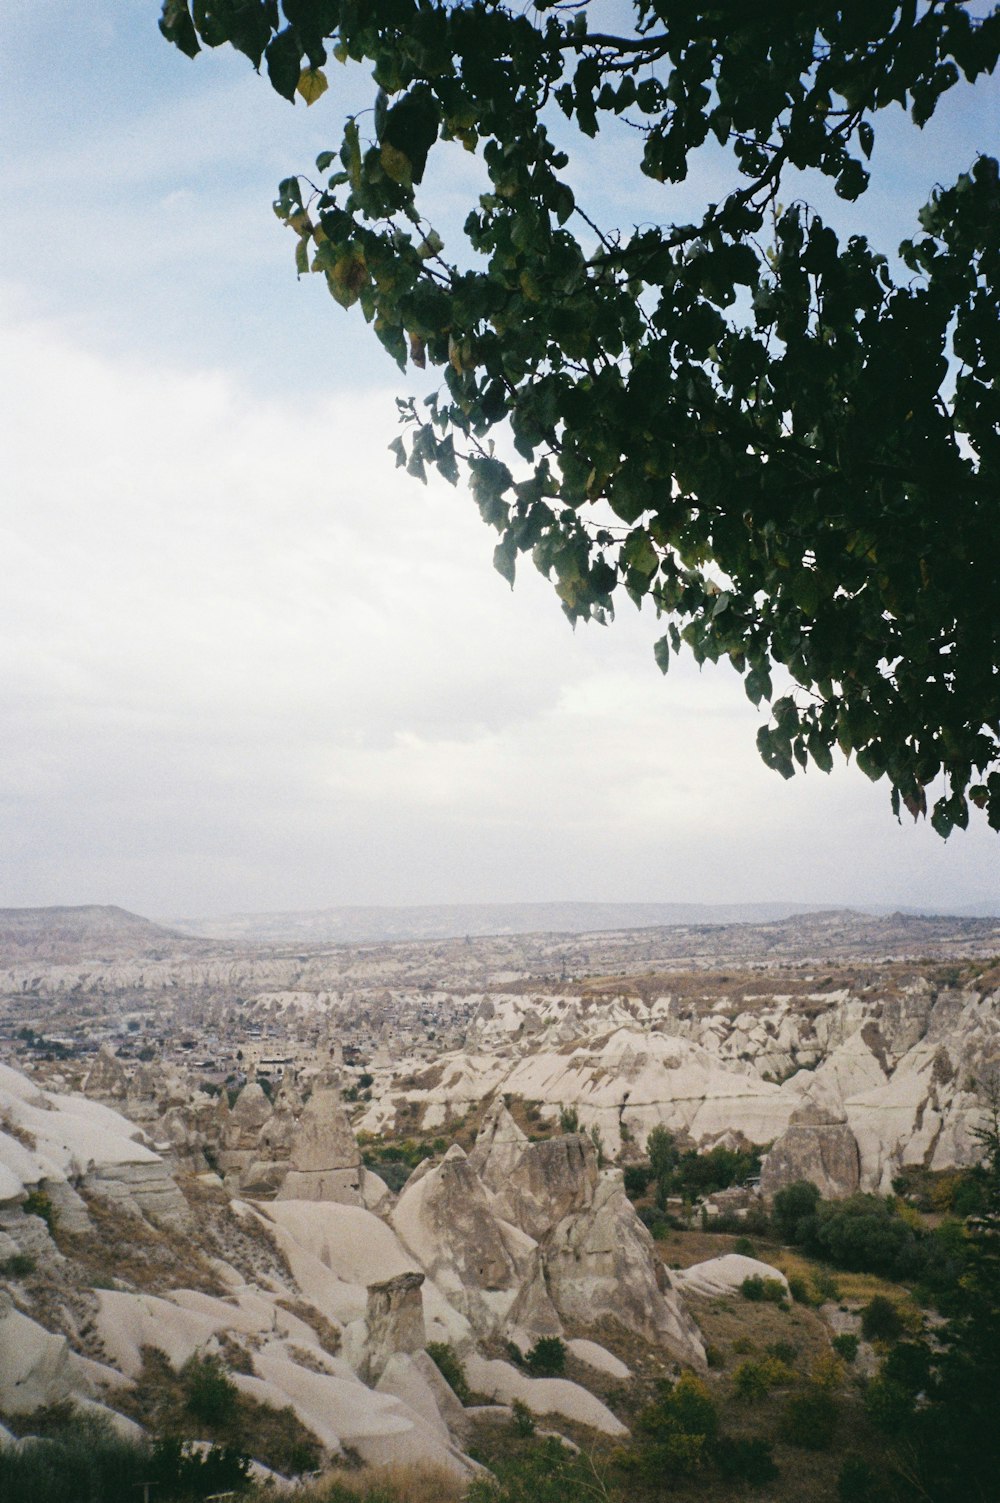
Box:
[1, 3, 997, 919]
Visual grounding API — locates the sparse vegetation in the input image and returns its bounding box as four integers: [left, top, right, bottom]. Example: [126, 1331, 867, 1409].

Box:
[425, 1342, 471, 1404]
[524, 1337, 567, 1377]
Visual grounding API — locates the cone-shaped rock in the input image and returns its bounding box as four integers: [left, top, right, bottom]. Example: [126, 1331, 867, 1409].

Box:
[467, 1098, 528, 1193]
[759, 1099, 861, 1200]
[276, 1078, 363, 1203]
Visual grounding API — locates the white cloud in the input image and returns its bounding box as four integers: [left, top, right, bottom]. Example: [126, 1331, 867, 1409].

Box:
[0, 305, 996, 916]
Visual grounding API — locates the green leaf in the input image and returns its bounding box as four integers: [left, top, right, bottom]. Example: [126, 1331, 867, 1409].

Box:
[265, 29, 302, 102]
[159, 0, 200, 58]
[654, 635, 671, 674]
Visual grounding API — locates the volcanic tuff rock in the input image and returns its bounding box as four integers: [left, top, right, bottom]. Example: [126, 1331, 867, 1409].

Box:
[363, 1270, 427, 1382]
[276, 1077, 364, 1204]
[491, 1133, 598, 1240]
[759, 1100, 862, 1200]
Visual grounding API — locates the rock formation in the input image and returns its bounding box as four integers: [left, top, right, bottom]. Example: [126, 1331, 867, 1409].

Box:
[82, 1042, 128, 1101]
[363, 1270, 426, 1382]
[276, 1077, 364, 1204]
[759, 1099, 861, 1200]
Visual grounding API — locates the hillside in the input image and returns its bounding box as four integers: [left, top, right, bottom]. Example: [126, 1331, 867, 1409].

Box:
[0, 906, 191, 962]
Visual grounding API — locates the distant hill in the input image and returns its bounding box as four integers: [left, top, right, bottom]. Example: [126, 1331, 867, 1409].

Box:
[0, 905, 186, 961]
[167, 899, 859, 944]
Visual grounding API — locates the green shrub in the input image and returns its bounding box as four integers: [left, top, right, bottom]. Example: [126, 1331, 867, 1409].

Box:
[23, 1188, 56, 1233]
[812, 1268, 842, 1302]
[772, 1179, 821, 1241]
[181, 1353, 238, 1427]
[0, 1412, 149, 1503]
[780, 1386, 839, 1450]
[716, 1435, 779, 1485]
[633, 1373, 719, 1478]
[525, 1337, 566, 1377]
[705, 1343, 725, 1369]
[511, 1399, 535, 1437]
[150, 1436, 251, 1496]
[466, 1434, 609, 1503]
[832, 1332, 860, 1363]
[788, 1274, 813, 1304]
[740, 1275, 788, 1305]
[837, 1455, 882, 1502]
[623, 1164, 652, 1198]
[767, 1339, 799, 1366]
[860, 1295, 904, 1342]
[425, 1342, 471, 1403]
[558, 1105, 580, 1133]
[733, 1356, 796, 1398]
[0, 1252, 35, 1277]
[733, 1235, 756, 1256]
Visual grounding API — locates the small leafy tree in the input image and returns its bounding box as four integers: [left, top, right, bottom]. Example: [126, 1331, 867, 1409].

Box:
[646, 1124, 677, 1210]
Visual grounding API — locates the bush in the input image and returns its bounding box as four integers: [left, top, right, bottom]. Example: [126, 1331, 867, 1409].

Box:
[733, 1235, 756, 1256]
[525, 1337, 566, 1377]
[633, 1374, 719, 1480]
[832, 1332, 860, 1363]
[772, 1180, 821, 1242]
[0, 1412, 150, 1503]
[740, 1275, 788, 1305]
[838, 1456, 882, 1503]
[716, 1435, 779, 1485]
[23, 1188, 56, 1233]
[511, 1399, 535, 1437]
[425, 1342, 471, 1404]
[780, 1386, 839, 1450]
[860, 1295, 904, 1343]
[150, 1436, 251, 1497]
[623, 1164, 651, 1198]
[558, 1105, 580, 1133]
[181, 1353, 238, 1427]
[787, 1273, 813, 1304]
[0, 1252, 35, 1277]
[812, 1268, 842, 1302]
[767, 1340, 799, 1366]
[733, 1357, 795, 1398]
[466, 1434, 610, 1503]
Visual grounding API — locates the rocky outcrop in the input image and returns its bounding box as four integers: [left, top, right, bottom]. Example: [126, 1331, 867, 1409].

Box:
[467, 1098, 528, 1193]
[759, 1100, 861, 1200]
[276, 1078, 364, 1204]
[542, 1176, 705, 1366]
[391, 1145, 522, 1321]
[82, 1043, 128, 1101]
[492, 1134, 598, 1241]
[675, 1254, 789, 1300]
[363, 1270, 426, 1382]
[83, 1160, 190, 1228]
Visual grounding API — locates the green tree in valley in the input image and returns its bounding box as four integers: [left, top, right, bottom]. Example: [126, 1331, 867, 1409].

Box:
[161, 1, 1000, 832]
[646, 1122, 677, 1209]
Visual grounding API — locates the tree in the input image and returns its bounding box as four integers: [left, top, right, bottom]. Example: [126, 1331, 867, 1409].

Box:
[864, 1080, 1000, 1501]
[161, 1, 1000, 833]
[646, 1122, 676, 1207]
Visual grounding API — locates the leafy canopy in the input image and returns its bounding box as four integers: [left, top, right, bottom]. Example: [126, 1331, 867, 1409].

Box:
[161, 0, 1000, 834]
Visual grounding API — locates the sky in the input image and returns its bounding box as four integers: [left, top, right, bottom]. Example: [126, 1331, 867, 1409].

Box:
[0, 2, 997, 920]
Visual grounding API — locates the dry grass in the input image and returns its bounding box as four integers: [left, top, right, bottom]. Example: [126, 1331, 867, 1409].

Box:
[769, 1247, 922, 1316]
[64, 1189, 227, 1296]
[276, 1297, 344, 1357]
[289, 1461, 468, 1503]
